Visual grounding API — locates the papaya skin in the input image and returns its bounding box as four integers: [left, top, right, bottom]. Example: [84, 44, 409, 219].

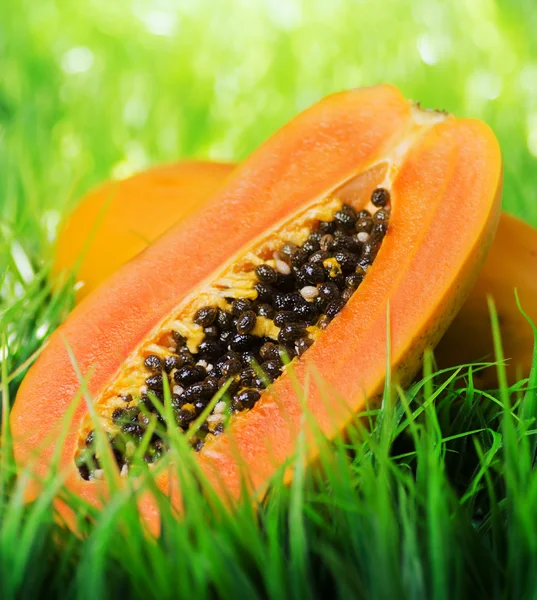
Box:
[14, 84, 502, 533]
[53, 160, 235, 302]
[56, 169, 532, 390]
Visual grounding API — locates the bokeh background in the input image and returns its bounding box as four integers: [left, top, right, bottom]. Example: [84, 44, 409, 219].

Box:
[1, 0, 537, 281]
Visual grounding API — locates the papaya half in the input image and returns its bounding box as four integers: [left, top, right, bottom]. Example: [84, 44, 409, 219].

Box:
[13, 84, 502, 531]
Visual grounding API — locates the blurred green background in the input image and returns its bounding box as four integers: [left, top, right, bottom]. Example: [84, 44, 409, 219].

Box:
[1, 0, 537, 269]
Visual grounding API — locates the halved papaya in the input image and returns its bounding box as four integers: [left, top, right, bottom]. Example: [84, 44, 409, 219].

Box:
[13, 84, 502, 529]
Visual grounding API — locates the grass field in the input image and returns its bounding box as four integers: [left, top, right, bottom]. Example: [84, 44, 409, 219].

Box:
[2, 1, 537, 598]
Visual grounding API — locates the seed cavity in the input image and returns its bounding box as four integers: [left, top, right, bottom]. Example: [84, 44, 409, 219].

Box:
[75, 189, 391, 480]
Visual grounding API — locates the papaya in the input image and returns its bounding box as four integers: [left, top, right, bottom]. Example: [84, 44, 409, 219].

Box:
[13, 84, 502, 530]
[54, 168, 534, 390]
[435, 212, 537, 386]
[53, 160, 235, 301]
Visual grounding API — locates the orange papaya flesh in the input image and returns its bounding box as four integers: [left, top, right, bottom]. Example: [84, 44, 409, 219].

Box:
[53, 160, 235, 302]
[12, 84, 502, 531]
[436, 212, 537, 387]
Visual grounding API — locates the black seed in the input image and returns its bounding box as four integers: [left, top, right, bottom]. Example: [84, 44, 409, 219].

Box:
[275, 273, 295, 292]
[214, 423, 225, 435]
[309, 250, 329, 264]
[203, 325, 219, 339]
[293, 302, 318, 323]
[240, 367, 256, 385]
[119, 393, 133, 403]
[175, 350, 196, 367]
[274, 310, 296, 327]
[185, 382, 214, 402]
[219, 329, 234, 345]
[329, 273, 346, 290]
[345, 272, 364, 290]
[221, 351, 242, 364]
[194, 306, 217, 327]
[371, 187, 390, 207]
[308, 231, 322, 243]
[112, 408, 126, 423]
[326, 300, 346, 319]
[255, 282, 274, 303]
[260, 342, 280, 362]
[341, 288, 354, 303]
[164, 356, 182, 373]
[301, 263, 325, 284]
[318, 220, 336, 234]
[291, 248, 309, 268]
[198, 339, 225, 359]
[278, 292, 301, 310]
[174, 365, 204, 386]
[236, 389, 261, 409]
[146, 374, 164, 391]
[281, 242, 298, 257]
[255, 264, 278, 284]
[122, 423, 144, 438]
[172, 331, 187, 347]
[278, 322, 307, 344]
[357, 209, 371, 219]
[360, 241, 380, 265]
[372, 221, 388, 240]
[177, 408, 196, 427]
[216, 309, 234, 330]
[231, 298, 253, 316]
[144, 354, 162, 372]
[262, 360, 282, 380]
[236, 310, 257, 335]
[334, 204, 358, 228]
[85, 430, 95, 446]
[355, 217, 373, 234]
[334, 251, 358, 274]
[221, 358, 242, 378]
[79, 464, 91, 480]
[257, 303, 275, 319]
[302, 239, 320, 254]
[230, 333, 257, 352]
[296, 337, 313, 356]
[272, 293, 288, 311]
[205, 376, 219, 394]
[373, 208, 390, 223]
[332, 235, 360, 253]
[318, 282, 340, 302]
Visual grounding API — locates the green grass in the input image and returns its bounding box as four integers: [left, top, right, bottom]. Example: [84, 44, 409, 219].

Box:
[2, 1, 537, 598]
